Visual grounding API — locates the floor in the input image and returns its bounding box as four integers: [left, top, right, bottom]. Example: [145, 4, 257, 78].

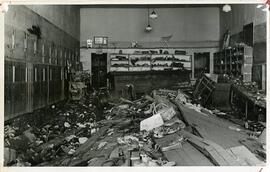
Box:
[3, 87, 266, 166]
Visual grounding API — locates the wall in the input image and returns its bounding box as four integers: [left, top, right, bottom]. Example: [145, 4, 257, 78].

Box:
[219, 4, 267, 90]
[80, 47, 219, 80]
[80, 7, 220, 48]
[80, 7, 220, 81]
[26, 5, 80, 40]
[4, 5, 80, 120]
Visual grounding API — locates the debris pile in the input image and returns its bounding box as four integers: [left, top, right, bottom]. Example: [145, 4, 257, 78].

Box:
[4, 86, 266, 166]
[4, 95, 99, 166]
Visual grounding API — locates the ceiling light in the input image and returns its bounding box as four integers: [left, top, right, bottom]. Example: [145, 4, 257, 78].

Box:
[257, 4, 263, 8]
[1, 2, 9, 13]
[222, 4, 231, 12]
[145, 24, 152, 32]
[150, 10, 158, 19]
[262, 6, 268, 11]
[145, 7, 152, 32]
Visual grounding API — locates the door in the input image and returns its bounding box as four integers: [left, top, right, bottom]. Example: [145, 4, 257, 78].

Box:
[91, 53, 107, 89]
[194, 52, 210, 78]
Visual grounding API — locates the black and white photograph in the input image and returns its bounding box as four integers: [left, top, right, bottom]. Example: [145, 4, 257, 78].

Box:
[1, 0, 268, 169]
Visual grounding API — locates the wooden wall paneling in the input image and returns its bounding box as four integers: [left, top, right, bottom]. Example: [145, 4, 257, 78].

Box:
[48, 66, 53, 103]
[11, 61, 27, 115]
[37, 65, 42, 108]
[40, 65, 48, 106]
[20, 63, 28, 113]
[10, 61, 15, 115]
[49, 66, 56, 103]
[61, 67, 65, 100]
[57, 66, 62, 101]
[37, 64, 43, 108]
[56, 66, 61, 101]
[59, 46, 62, 66]
[44, 40, 49, 64]
[46, 65, 50, 105]
[4, 6, 80, 120]
[63, 47, 66, 66]
[55, 45, 58, 65]
[27, 35, 35, 62]
[64, 67, 69, 98]
[4, 25, 14, 59]
[26, 62, 33, 113]
[4, 61, 12, 116]
[36, 39, 43, 63]
[14, 62, 21, 113]
[13, 28, 26, 60]
[53, 66, 56, 103]
[58, 45, 61, 65]
[58, 65, 64, 100]
[17, 62, 27, 113]
[51, 43, 56, 65]
[33, 64, 39, 109]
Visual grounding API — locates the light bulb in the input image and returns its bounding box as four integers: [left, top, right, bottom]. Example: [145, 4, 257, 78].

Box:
[257, 4, 263, 8]
[1, 2, 9, 13]
[145, 24, 152, 32]
[222, 4, 231, 12]
[150, 10, 158, 19]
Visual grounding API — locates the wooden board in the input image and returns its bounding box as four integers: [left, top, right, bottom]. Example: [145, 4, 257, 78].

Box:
[226, 146, 265, 166]
[155, 133, 214, 166]
[180, 130, 237, 166]
[174, 101, 249, 149]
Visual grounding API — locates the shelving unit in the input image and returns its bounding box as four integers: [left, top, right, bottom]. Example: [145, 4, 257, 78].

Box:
[214, 44, 253, 82]
[109, 53, 191, 72]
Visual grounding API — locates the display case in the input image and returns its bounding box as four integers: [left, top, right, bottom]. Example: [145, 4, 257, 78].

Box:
[109, 53, 191, 72]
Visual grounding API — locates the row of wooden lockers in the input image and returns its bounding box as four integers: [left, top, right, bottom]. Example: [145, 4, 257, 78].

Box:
[4, 60, 69, 120]
[5, 60, 68, 83]
[5, 24, 80, 66]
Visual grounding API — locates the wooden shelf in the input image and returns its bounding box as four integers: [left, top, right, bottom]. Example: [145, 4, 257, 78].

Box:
[109, 52, 191, 72]
[213, 45, 253, 82]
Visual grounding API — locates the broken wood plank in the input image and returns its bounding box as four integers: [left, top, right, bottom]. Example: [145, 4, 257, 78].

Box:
[155, 133, 214, 166]
[180, 130, 240, 166]
[226, 145, 265, 166]
[174, 100, 248, 149]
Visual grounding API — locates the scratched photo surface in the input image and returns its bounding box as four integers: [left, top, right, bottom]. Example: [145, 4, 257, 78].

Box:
[2, 1, 267, 168]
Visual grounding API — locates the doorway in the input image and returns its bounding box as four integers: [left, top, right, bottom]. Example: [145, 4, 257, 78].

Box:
[194, 52, 210, 78]
[91, 53, 107, 89]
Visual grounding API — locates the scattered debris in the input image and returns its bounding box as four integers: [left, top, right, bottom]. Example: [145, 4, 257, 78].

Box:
[4, 86, 265, 166]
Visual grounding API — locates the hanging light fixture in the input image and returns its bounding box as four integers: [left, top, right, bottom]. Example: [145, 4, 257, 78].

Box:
[0, 2, 9, 13]
[150, 9, 158, 19]
[256, 4, 263, 8]
[222, 4, 231, 12]
[145, 24, 152, 32]
[145, 7, 152, 32]
[262, 6, 268, 11]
